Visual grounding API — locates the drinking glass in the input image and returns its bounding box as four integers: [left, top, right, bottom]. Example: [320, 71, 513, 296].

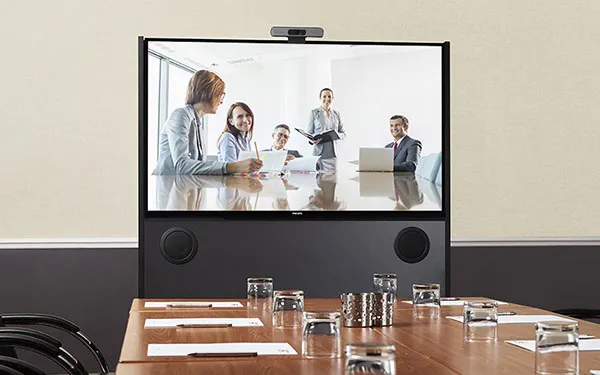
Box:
[273, 290, 304, 328]
[247, 277, 273, 310]
[345, 343, 396, 375]
[302, 311, 341, 358]
[412, 283, 441, 318]
[463, 301, 498, 342]
[373, 273, 397, 296]
[535, 321, 579, 375]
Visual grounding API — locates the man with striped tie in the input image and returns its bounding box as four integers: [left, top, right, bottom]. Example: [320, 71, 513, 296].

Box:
[384, 115, 422, 172]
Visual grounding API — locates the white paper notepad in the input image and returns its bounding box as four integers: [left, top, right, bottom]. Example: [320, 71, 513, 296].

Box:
[506, 339, 600, 352]
[145, 318, 263, 328]
[402, 300, 507, 307]
[447, 315, 576, 324]
[144, 301, 244, 308]
[147, 343, 297, 356]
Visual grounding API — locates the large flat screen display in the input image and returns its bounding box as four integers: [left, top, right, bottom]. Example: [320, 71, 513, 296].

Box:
[142, 39, 448, 218]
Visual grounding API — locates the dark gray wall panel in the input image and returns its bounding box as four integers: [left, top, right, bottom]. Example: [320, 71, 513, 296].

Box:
[0, 249, 137, 372]
[451, 246, 600, 311]
[1, 244, 599, 371]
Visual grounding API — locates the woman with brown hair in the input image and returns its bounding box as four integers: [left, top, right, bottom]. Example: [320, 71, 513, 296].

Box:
[153, 70, 262, 175]
[306, 88, 346, 172]
[217, 102, 255, 163]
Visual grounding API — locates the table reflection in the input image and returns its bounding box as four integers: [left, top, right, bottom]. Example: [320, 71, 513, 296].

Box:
[149, 171, 441, 211]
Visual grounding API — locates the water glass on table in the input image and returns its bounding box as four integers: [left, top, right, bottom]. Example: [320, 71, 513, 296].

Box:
[273, 290, 304, 328]
[373, 273, 397, 296]
[412, 283, 441, 318]
[535, 321, 579, 375]
[463, 301, 498, 342]
[345, 343, 396, 375]
[302, 311, 341, 358]
[247, 277, 273, 310]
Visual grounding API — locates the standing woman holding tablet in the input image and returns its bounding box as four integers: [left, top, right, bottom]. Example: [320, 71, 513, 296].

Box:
[153, 70, 262, 175]
[306, 88, 346, 172]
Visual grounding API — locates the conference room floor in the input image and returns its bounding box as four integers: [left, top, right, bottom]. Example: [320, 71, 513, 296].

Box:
[148, 164, 441, 212]
[117, 298, 600, 375]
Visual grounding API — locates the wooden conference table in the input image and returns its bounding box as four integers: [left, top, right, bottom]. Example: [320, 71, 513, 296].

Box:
[117, 298, 600, 374]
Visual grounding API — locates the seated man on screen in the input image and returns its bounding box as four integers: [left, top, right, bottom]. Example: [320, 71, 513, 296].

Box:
[263, 124, 303, 163]
[384, 115, 422, 172]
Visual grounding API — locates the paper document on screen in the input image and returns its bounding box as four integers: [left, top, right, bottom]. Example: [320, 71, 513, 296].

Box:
[239, 150, 287, 172]
[506, 339, 600, 352]
[147, 342, 297, 356]
[145, 318, 263, 328]
[282, 156, 318, 172]
[447, 315, 576, 324]
[144, 302, 243, 308]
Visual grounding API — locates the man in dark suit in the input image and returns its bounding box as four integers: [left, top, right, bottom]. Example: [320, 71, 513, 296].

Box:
[384, 115, 422, 172]
[263, 124, 303, 162]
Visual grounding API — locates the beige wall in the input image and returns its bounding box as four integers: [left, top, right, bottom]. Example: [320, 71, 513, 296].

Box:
[1, 0, 599, 240]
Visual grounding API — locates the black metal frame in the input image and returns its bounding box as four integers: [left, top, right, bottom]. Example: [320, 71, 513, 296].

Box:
[138, 36, 451, 296]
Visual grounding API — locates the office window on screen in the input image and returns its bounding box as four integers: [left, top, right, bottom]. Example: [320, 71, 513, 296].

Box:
[147, 54, 160, 176]
[146, 53, 196, 175]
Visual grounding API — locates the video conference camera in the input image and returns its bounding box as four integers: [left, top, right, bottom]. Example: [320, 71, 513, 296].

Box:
[270, 26, 324, 42]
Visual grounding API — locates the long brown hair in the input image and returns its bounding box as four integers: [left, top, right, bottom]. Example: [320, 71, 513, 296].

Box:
[217, 102, 254, 144]
[185, 70, 225, 105]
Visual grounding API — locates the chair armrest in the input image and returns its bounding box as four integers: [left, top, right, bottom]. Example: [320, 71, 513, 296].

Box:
[0, 355, 46, 375]
[0, 333, 85, 375]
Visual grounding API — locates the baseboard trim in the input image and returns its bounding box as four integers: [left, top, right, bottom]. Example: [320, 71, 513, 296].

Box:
[0, 238, 138, 250]
[453, 237, 600, 247]
[1, 237, 598, 250]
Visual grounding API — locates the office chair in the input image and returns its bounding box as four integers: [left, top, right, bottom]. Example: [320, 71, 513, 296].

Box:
[0, 333, 86, 375]
[0, 363, 26, 375]
[0, 356, 45, 375]
[0, 314, 110, 374]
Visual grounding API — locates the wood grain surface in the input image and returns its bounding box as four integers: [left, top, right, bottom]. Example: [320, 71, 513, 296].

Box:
[117, 298, 600, 374]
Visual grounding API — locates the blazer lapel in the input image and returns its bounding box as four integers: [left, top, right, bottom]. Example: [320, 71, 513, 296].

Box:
[396, 136, 411, 156]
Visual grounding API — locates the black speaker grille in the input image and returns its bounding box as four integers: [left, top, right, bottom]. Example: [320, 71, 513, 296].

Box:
[394, 227, 430, 264]
[160, 227, 197, 265]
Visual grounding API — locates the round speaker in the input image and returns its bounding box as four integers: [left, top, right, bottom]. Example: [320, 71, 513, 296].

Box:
[160, 227, 197, 265]
[394, 227, 430, 264]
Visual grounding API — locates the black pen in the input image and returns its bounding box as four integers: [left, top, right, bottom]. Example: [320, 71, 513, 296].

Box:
[497, 312, 517, 316]
[188, 352, 258, 357]
[440, 297, 460, 301]
[176, 323, 233, 328]
[167, 303, 213, 308]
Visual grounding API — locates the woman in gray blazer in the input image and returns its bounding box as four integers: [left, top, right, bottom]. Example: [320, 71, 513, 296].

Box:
[306, 88, 346, 172]
[153, 70, 262, 175]
[216, 102, 255, 163]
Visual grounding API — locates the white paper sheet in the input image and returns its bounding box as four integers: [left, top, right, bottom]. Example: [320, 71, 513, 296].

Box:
[590, 370, 600, 374]
[147, 342, 297, 356]
[145, 318, 262, 328]
[506, 339, 600, 352]
[447, 315, 576, 324]
[402, 300, 507, 306]
[282, 156, 319, 172]
[239, 150, 287, 172]
[144, 301, 244, 308]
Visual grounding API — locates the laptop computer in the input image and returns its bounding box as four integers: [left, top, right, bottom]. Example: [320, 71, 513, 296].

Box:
[358, 148, 394, 172]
